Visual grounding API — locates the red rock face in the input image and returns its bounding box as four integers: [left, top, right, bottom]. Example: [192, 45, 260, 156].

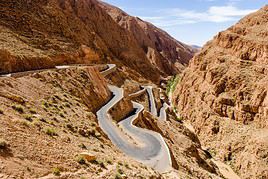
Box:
[99, 1, 195, 75]
[0, 0, 158, 82]
[173, 6, 268, 179]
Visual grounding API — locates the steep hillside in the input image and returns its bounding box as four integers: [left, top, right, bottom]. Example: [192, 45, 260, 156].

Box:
[0, 0, 162, 82]
[99, 1, 195, 75]
[173, 5, 268, 179]
[0, 0, 195, 83]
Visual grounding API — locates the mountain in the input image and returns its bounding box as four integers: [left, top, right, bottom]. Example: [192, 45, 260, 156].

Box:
[0, 0, 222, 178]
[191, 45, 202, 50]
[0, 0, 195, 84]
[173, 5, 268, 179]
[99, 1, 195, 74]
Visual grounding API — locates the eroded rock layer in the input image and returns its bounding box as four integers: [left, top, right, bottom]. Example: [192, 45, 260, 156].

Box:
[173, 5, 268, 179]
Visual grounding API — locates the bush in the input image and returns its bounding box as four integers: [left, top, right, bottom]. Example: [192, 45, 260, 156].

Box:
[166, 75, 181, 95]
[12, 104, 24, 114]
[76, 156, 86, 165]
[98, 160, 106, 169]
[59, 112, 65, 118]
[115, 173, 122, 179]
[0, 109, 3, 114]
[52, 167, 61, 176]
[44, 128, 58, 136]
[175, 116, 183, 122]
[29, 108, 37, 114]
[24, 114, 33, 122]
[0, 139, 8, 149]
[107, 159, 113, 165]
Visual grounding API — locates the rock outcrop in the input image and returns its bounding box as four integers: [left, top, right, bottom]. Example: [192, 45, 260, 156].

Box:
[99, 1, 195, 75]
[173, 5, 268, 179]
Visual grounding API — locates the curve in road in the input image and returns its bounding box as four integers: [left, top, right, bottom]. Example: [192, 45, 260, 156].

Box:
[96, 85, 172, 173]
[143, 86, 158, 117]
[143, 86, 170, 121]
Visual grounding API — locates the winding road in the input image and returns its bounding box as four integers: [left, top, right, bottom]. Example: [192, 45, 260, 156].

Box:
[143, 86, 170, 121]
[1, 63, 172, 172]
[96, 85, 172, 173]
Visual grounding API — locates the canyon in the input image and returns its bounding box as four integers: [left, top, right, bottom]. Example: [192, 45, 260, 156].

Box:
[0, 0, 267, 179]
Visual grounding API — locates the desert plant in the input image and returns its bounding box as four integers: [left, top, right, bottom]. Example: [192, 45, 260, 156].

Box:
[23, 114, 33, 122]
[52, 167, 61, 176]
[12, 104, 24, 114]
[115, 173, 122, 179]
[0, 139, 8, 149]
[59, 112, 65, 118]
[44, 128, 58, 136]
[175, 116, 183, 122]
[76, 155, 86, 165]
[98, 160, 106, 169]
[107, 159, 113, 165]
[29, 108, 37, 114]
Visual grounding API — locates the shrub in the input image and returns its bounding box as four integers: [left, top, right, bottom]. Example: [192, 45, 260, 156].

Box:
[0, 109, 3, 114]
[59, 112, 65, 118]
[42, 101, 49, 108]
[12, 104, 24, 114]
[0, 139, 8, 149]
[76, 155, 86, 165]
[124, 163, 131, 169]
[29, 108, 37, 114]
[23, 114, 33, 122]
[44, 128, 58, 136]
[166, 75, 181, 95]
[115, 173, 122, 179]
[175, 116, 183, 122]
[98, 160, 106, 169]
[107, 159, 113, 165]
[65, 103, 71, 108]
[52, 167, 61, 176]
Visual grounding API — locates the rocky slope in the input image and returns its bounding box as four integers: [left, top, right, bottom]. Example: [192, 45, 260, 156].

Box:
[173, 5, 268, 179]
[0, 0, 195, 83]
[0, 67, 164, 178]
[99, 1, 195, 75]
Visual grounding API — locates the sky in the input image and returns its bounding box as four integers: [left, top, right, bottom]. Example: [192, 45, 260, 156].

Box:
[102, 0, 267, 46]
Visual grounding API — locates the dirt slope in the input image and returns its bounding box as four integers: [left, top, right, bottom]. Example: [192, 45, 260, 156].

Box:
[173, 5, 268, 179]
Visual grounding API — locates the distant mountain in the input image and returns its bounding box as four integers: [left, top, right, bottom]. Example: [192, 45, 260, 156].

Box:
[191, 45, 202, 50]
[99, 1, 196, 75]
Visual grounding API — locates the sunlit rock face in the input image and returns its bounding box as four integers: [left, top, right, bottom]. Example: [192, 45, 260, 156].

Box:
[173, 5, 268, 179]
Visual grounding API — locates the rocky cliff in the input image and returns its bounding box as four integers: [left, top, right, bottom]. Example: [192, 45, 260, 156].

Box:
[173, 5, 268, 179]
[0, 0, 195, 83]
[99, 1, 195, 75]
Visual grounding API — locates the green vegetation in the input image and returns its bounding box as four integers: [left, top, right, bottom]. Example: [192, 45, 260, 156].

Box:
[175, 116, 183, 122]
[166, 75, 181, 95]
[44, 127, 58, 136]
[12, 104, 24, 114]
[52, 167, 61, 176]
